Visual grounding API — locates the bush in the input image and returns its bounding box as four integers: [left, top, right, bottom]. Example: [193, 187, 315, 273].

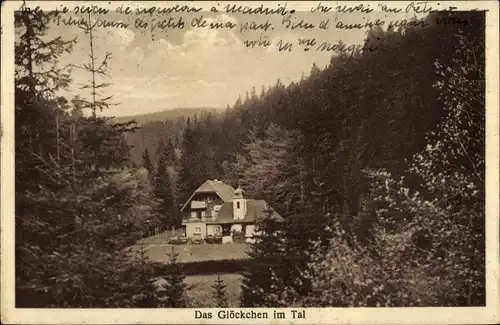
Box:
[232, 231, 245, 244]
[205, 236, 222, 244]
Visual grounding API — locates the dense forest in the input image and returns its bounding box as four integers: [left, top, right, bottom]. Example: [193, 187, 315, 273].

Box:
[15, 7, 485, 308]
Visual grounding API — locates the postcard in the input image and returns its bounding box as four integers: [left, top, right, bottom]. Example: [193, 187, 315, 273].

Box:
[1, 1, 499, 324]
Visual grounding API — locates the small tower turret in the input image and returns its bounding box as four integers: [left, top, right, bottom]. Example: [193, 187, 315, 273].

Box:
[232, 186, 247, 220]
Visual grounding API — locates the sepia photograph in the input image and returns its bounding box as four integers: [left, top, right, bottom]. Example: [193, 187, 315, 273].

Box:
[1, 0, 499, 324]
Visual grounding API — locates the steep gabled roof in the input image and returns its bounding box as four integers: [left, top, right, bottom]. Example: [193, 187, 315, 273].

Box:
[211, 199, 284, 224]
[181, 180, 235, 211]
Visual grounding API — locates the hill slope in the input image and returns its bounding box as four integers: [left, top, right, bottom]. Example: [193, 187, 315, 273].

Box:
[113, 107, 221, 125]
[118, 107, 223, 167]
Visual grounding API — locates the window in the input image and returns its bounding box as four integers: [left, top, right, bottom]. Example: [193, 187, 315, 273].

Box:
[195, 227, 201, 233]
[237, 202, 240, 209]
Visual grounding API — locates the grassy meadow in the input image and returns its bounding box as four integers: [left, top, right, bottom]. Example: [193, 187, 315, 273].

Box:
[135, 232, 249, 307]
[136, 243, 248, 263]
[156, 273, 244, 307]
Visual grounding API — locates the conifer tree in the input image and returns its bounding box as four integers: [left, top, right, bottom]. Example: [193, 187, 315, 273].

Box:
[240, 208, 285, 307]
[142, 147, 152, 172]
[227, 124, 305, 215]
[69, 11, 137, 174]
[154, 149, 175, 228]
[161, 247, 189, 307]
[15, 4, 75, 98]
[211, 274, 228, 307]
[279, 209, 331, 300]
[14, 5, 75, 166]
[15, 7, 77, 306]
[297, 18, 485, 307]
[157, 138, 176, 166]
[128, 246, 161, 307]
[177, 118, 205, 202]
[15, 8, 154, 307]
[72, 12, 114, 118]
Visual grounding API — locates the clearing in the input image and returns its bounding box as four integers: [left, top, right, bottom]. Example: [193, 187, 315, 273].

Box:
[132, 243, 249, 263]
[134, 233, 251, 307]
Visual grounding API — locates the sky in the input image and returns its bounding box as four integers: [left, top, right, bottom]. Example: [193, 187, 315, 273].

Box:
[42, 2, 417, 117]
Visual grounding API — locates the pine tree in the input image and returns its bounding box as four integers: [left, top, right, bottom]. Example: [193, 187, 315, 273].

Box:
[211, 274, 228, 307]
[160, 247, 189, 307]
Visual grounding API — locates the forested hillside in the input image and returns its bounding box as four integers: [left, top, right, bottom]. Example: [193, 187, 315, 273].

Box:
[133, 11, 483, 220]
[112, 107, 220, 126]
[15, 5, 485, 308]
[116, 108, 220, 170]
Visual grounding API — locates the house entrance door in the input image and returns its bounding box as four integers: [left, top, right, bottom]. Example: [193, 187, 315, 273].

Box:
[221, 225, 231, 237]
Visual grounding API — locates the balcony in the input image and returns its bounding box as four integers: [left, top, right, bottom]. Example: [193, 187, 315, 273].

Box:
[182, 216, 216, 224]
[191, 200, 207, 209]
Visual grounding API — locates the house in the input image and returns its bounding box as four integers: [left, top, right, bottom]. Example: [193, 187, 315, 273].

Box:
[181, 179, 283, 243]
[180, 179, 235, 239]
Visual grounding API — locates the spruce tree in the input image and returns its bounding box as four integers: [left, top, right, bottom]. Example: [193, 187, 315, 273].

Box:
[240, 208, 285, 307]
[14, 5, 75, 174]
[177, 118, 205, 202]
[15, 7, 77, 306]
[154, 149, 175, 228]
[15, 5, 75, 98]
[161, 247, 189, 307]
[142, 148, 152, 171]
[157, 138, 176, 166]
[15, 8, 155, 307]
[128, 246, 161, 307]
[69, 11, 137, 174]
[276, 207, 333, 305]
[211, 274, 228, 307]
